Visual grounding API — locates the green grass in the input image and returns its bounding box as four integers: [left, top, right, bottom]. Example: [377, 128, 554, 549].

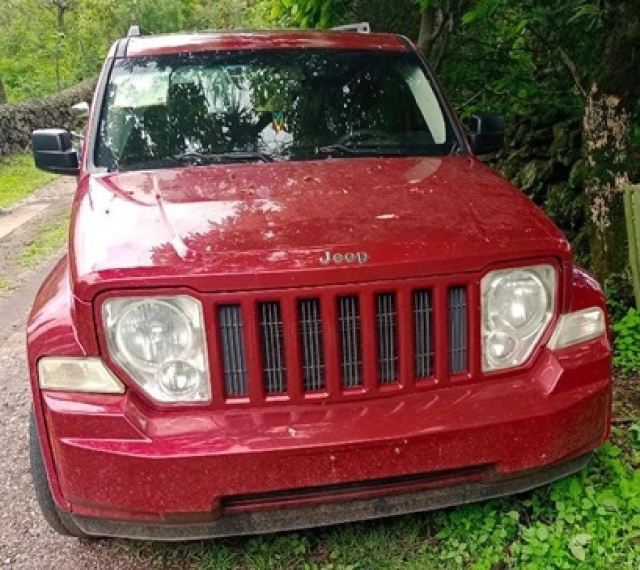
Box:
[17, 213, 70, 268]
[118, 425, 640, 570]
[0, 276, 16, 292]
[0, 153, 57, 209]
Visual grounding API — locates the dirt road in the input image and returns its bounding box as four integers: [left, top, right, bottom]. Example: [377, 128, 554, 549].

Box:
[0, 179, 154, 569]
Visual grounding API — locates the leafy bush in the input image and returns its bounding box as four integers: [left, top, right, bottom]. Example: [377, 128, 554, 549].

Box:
[605, 272, 636, 325]
[613, 308, 640, 376]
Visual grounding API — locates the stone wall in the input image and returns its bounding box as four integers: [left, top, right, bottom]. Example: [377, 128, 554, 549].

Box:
[0, 78, 97, 157]
[490, 113, 589, 261]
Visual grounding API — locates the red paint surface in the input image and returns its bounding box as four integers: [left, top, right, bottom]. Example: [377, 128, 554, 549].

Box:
[27, 32, 612, 526]
[125, 31, 406, 58]
[70, 157, 570, 301]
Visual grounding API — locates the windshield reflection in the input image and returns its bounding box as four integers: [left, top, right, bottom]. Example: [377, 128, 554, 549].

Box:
[95, 50, 456, 171]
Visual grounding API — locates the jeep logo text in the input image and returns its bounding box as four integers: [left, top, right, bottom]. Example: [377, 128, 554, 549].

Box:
[319, 251, 370, 265]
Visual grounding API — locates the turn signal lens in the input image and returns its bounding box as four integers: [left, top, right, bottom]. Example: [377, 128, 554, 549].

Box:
[38, 357, 125, 394]
[548, 308, 606, 350]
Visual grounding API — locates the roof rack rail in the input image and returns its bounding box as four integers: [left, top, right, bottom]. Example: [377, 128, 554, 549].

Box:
[127, 25, 152, 38]
[332, 22, 371, 34]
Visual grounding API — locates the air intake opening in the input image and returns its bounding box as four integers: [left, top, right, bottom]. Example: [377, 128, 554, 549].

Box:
[218, 304, 248, 397]
[298, 299, 325, 392]
[413, 289, 434, 379]
[259, 302, 287, 394]
[376, 293, 399, 384]
[337, 296, 363, 388]
[449, 287, 468, 374]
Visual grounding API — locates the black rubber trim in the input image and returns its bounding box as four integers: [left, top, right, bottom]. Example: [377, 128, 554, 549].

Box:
[70, 453, 591, 542]
[224, 464, 490, 509]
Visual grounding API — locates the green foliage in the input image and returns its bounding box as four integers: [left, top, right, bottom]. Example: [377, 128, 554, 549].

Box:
[0, 153, 57, 209]
[605, 271, 636, 325]
[0, 277, 16, 293]
[432, 441, 640, 569]
[0, 0, 255, 102]
[17, 212, 70, 267]
[267, 0, 346, 29]
[614, 308, 640, 376]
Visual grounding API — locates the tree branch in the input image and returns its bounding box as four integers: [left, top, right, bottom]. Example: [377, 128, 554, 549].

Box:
[434, 24, 451, 70]
[427, 10, 448, 43]
[526, 24, 588, 98]
[556, 45, 588, 98]
[428, 0, 454, 43]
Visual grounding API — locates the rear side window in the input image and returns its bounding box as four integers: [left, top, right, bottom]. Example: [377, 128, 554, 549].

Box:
[95, 49, 457, 171]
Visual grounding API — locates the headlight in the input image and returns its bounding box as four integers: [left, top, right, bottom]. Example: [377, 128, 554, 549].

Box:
[482, 265, 556, 371]
[103, 296, 210, 403]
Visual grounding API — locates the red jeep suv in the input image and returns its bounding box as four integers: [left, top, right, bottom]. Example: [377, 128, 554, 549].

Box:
[28, 26, 611, 540]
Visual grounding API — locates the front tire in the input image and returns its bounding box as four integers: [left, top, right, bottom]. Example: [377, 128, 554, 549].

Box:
[29, 409, 89, 538]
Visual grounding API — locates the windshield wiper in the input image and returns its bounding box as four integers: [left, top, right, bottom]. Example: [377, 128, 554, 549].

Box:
[173, 151, 274, 165]
[109, 151, 274, 172]
[314, 144, 406, 158]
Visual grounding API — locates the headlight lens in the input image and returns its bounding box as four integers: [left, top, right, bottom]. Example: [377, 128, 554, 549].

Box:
[103, 296, 210, 403]
[482, 265, 556, 371]
[116, 300, 193, 369]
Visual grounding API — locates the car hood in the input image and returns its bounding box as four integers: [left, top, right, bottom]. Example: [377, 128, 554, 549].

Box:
[71, 156, 570, 300]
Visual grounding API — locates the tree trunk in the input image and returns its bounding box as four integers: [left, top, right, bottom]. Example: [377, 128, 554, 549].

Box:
[582, 1, 640, 284]
[0, 75, 7, 104]
[417, 6, 437, 57]
[583, 86, 633, 284]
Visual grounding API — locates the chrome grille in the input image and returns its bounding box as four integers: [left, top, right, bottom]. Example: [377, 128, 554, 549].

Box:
[449, 287, 468, 374]
[337, 296, 363, 388]
[413, 289, 434, 379]
[298, 299, 325, 392]
[218, 305, 248, 397]
[376, 293, 399, 384]
[258, 302, 287, 394]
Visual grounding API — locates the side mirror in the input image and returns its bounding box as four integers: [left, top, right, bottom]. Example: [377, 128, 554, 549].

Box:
[465, 113, 505, 155]
[72, 101, 90, 119]
[32, 129, 80, 175]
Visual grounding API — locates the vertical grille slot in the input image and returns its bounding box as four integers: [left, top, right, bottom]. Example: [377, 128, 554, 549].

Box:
[298, 299, 325, 392]
[376, 293, 399, 384]
[413, 289, 434, 379]
[218, 305, 248, 397]
[259, 302, 287, 394]
[449, 287, 468, 374]
[338, 296, 363, 388]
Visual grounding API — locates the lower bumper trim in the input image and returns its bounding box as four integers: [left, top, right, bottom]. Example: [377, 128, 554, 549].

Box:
[70, 453, 591, 541]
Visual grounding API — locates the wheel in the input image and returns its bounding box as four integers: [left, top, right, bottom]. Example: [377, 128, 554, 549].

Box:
[29, 409, 90, 538]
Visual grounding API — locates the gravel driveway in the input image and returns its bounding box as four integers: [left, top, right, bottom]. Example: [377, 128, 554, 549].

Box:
[0, 180, 155, 569]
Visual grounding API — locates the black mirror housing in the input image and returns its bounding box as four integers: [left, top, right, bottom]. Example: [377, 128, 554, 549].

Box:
[32, 129, 80, 175]
[466, 113, 505, 155]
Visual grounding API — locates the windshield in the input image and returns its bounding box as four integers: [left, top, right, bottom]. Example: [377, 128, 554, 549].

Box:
[95, 50, 458, 171]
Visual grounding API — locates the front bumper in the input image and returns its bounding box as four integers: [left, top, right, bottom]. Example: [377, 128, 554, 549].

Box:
[70, 453, 591, 540]
[39, 339, 611, 540]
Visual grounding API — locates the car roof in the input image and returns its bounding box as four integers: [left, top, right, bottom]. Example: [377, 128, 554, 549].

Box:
[121, 30, 408, 58]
